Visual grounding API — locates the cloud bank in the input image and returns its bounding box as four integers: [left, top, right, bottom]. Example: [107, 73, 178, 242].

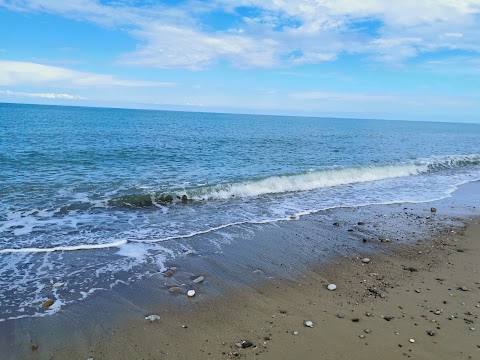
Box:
[1, 0, 478, 69]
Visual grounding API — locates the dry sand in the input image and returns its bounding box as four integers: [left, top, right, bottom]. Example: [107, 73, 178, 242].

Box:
[38, 218, 479, 360]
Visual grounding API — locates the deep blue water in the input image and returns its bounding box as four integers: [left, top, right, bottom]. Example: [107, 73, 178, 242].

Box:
[1, 102, 479, 319]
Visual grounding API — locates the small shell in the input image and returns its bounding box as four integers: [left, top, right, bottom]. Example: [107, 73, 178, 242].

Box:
[187, 289, 196, 297]
[305, 320, 313, 327]
[409, 338, 415, 343]
[327, 283, 337, 291]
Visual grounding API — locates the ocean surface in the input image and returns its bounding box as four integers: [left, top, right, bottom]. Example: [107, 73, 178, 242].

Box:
[1, 102, 480, 320]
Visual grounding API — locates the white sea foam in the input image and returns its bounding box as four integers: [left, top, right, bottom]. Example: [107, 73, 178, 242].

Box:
[0, 240, 127, 254]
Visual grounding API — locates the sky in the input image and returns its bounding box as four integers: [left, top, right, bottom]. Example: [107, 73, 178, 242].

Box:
[0, 0, 479, 122]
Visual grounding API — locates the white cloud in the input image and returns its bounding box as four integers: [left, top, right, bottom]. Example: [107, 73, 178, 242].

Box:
[0, 90, 86, 100]
[290, 91, 397, 102]
[0, 60, 176, 87]
[1, 0, 480, 69]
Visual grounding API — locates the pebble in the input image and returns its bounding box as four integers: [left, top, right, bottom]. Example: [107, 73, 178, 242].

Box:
[361, 258, 371, 264]
[163, 269, 174, 277]
[31, 343, 39, 351]
[337, 313, 345, 319]
[187, 290, 196, 297]
[305, 320, 313, 328]
[427, 330, 436, 336]
[383, 316, 394, 321]
[364, 329, 371, 334]
[241, 340, 253, 348]
[87, 358, 94, 360]
[409, 339, 416, 343]
[359, 334, 366, 339]
[327, 283, 337, 291]
[145, 315, 160, 322]
[470, 327, 476, 331]
[192, 276, 205, 284]
[352, 318, 360, 322]
[42, 299, 55, 308]
[430, 207, 437, 213]
[434, 309, 442, 315]
[460, 286, 470, 291]
[293, 331, 299, 335]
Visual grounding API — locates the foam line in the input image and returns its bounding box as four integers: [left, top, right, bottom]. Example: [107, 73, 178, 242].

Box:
[0, 240, 127, 254]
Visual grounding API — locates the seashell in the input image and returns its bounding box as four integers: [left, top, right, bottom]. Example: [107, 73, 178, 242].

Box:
[327, 283, 337, 291]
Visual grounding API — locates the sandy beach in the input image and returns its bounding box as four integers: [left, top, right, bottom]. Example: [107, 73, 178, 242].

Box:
[3, 182, 479, 360]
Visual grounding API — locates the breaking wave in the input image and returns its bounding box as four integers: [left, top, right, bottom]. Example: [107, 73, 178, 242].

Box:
[109, 154, 480, 206]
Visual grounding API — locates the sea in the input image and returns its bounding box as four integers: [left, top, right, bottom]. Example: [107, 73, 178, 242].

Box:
[1, 102, 479, 320]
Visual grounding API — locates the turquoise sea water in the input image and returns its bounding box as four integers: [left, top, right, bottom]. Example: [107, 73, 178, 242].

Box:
[1, 103, 479, 319]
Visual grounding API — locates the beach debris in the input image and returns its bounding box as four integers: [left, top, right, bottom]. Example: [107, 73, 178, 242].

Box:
[145, 315, 160, 322]
[427, 330, 436, 336]
[359, 334, 366, 339]
[404, 266, 418, 272]
[192, 276, 205, 284]
[289, 216, 297, 220]
[52, 282, 64, 288]
[364, 329, 371, 334]
[327, 283, 337, 291]
[42, 299, 55, 308]
[333, 222, 340, 227]
[337, 313, 345, 319]
[383, 316, 394, 321]
[31, 343, 39, 351]
[357, 221, 365, 225]
[380, 238, 391, 243]
[409, 338, 416, 343]
[470, 327, 476, 331]
[430, 207, 437, 213]
[187, 289, 196, 297]
[459, 286, 470, 291]
[293, 331, 299, 335]
[352, 317, 360, 322]
[434, 309, 443, 315]
[305, 320, 313, 328]
[361, 258, 371, 264]
[365, 312, 372, 317]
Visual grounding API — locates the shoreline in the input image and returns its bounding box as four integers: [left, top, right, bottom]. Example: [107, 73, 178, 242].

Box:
[2, 182, 479, 359]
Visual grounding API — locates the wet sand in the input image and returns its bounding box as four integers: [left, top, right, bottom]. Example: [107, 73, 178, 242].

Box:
[48, 218, 479, 360]
[2, 183, 480, 359]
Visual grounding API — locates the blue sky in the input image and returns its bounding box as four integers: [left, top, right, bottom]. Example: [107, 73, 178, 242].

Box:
[0, 0, 479, 122]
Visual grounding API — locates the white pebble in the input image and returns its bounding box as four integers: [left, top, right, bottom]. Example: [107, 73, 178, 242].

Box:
[361, 258, 371, 264]
[327, 283, 337, 291]
[305, 320, 313, 327]
[409, 338, 415, 343]
[187, 290, 196, 297]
